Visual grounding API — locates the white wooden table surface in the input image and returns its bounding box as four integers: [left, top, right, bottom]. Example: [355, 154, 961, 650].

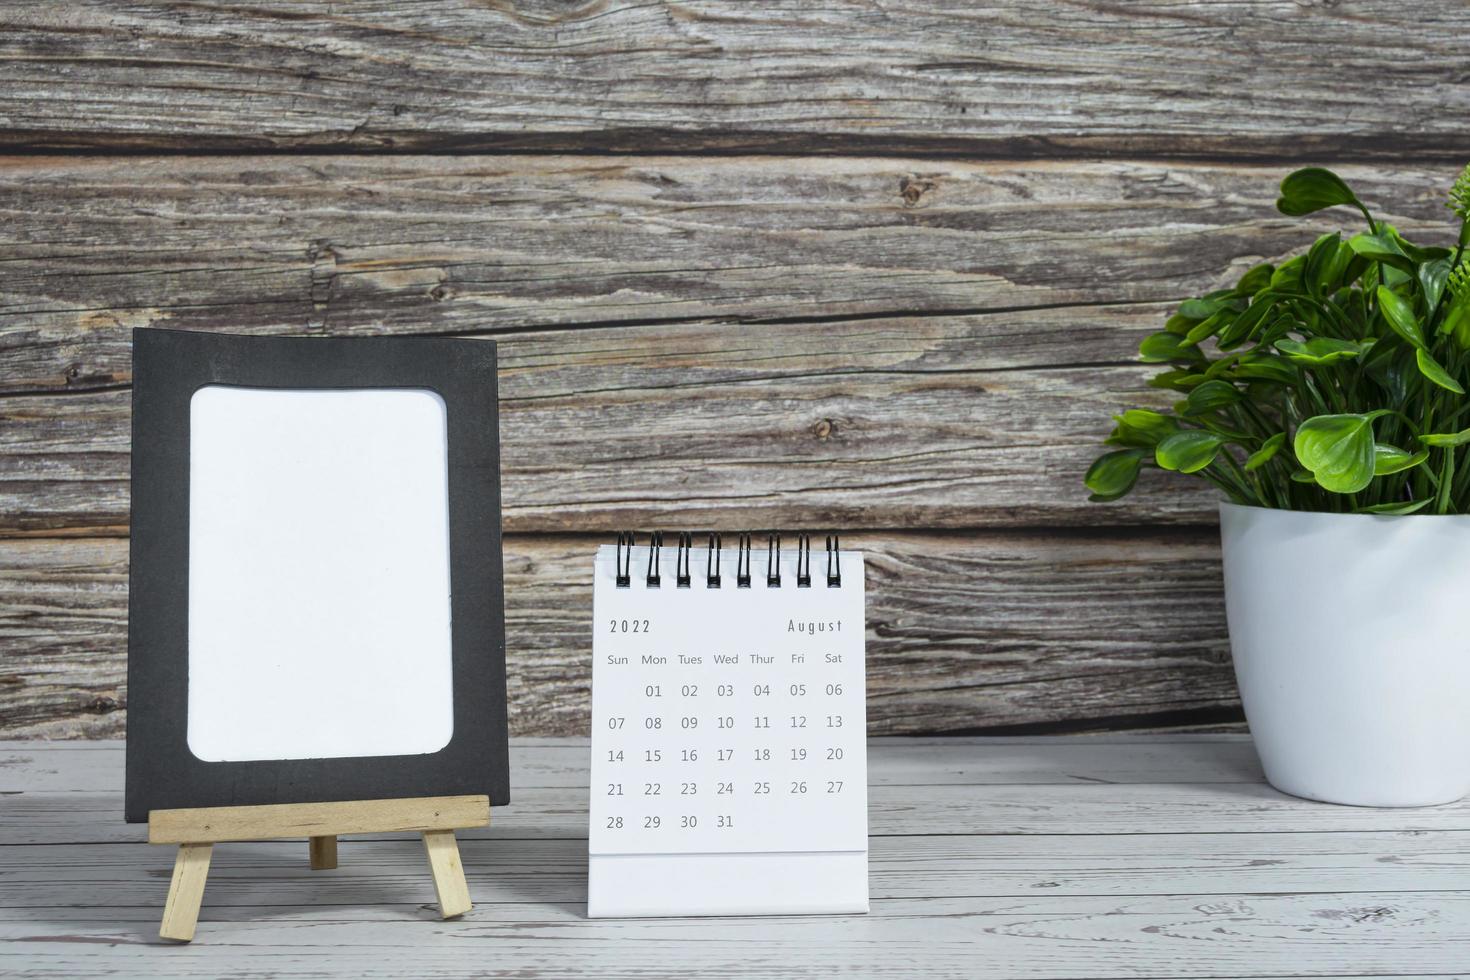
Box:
[2, 736, 1468, 979]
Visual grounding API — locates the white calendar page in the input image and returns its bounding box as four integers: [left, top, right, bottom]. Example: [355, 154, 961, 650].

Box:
[588, 542, 869, 917]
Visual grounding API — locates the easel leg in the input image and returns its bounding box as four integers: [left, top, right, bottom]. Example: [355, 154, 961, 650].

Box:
[421, 830, 471, 918]
[159, 843, 213, 942]
[309, 835, 338, 870]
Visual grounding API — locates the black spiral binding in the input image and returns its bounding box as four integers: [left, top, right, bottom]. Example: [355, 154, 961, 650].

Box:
[796, 534, 812, 588]
[707, 534, 722, 588]
[646, 531, 663, 588]
[613, 532, 842, 589]
[675, 532, 692, 588]
[615, 531, 634, 588]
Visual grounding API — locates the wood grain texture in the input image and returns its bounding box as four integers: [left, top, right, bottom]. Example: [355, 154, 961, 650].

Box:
[309, 835, 338, 871]
[1, 736, 1272, 793]
[148, 796, 491, 844]
[6, 899, 1470, 980]
[2, 157, 1459, 535]
[2, 156, 1457, 395]
[1, 2, 1468, 157]
[156, 843, 211, 943]
[11, 3, 1462, 744]
[0, 532, 1236, 739]
[0, 346, 1216, 535]
[4, 739, 1470, 978]
[9, 830, 1469, 905]
[421, 830, 473, 919]
[17, 779, 1470, 847]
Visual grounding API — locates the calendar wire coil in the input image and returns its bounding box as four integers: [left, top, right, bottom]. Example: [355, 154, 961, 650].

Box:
[706, 534, 722, 588]
[614, 531, 635, 588]
[675, 532, 692, 588]
[736, 533, 752, 588]
[646, 531, 663, 588]
[615, 532, 844, 589]
[827, 535, 842, 588]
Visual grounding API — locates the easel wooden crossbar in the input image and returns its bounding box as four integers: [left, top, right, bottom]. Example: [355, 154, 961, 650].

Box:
[148, 794, 490, 942]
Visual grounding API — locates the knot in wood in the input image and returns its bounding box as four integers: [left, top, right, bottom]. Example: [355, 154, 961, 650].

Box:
[812, 418, 835, 440]
[898, 176, 936, 208]
[83, 694, 120, 714]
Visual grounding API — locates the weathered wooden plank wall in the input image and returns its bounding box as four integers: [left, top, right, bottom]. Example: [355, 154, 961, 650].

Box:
[1, 2, 1468, 737]
[4, 1, 1468, 158]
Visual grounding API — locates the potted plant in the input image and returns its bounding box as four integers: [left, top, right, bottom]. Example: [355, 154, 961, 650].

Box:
[1086, 164, 1470, 807]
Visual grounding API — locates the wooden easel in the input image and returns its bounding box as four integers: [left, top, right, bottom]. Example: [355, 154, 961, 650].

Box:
[148, 794, 490, 942]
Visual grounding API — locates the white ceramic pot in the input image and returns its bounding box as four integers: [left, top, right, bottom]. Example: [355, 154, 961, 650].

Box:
[1220, 501, 1470, 807]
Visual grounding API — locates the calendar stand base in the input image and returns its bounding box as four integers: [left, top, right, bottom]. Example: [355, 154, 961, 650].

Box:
[147, 795, 490, 942]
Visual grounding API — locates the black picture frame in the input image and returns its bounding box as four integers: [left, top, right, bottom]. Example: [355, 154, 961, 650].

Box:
[125, 328, 509, 822]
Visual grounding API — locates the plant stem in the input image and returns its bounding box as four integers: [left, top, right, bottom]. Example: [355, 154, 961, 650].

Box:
[1438, 450, 1457, 515]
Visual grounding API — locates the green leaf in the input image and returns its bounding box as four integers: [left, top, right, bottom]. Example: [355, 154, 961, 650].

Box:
[1270, 255, 1308, 289]
[1118, 409, 1175, 433]
[1235, 263, 1274, 295]
[1415, 347, 1464, 394]
[1445, 303, 1470, 348]
[1363, 343, 1414, 404]
[1395, 236, 1451, 267]
[1155, 430, 1228, 474]
[1203, 353, 1245, 379]
[1183, 379, 1240, 415]
[1216, 297, 1272, 349]
[1183, 311, 1231, 347]
[1084, 450, 1144, 502]
[1350, 233, 1416, 272]
[1382, 263, 1413, 288]
[1303, 233, 1343, 295]
[1257, 312, 1297, 349]
[1178, 296, 1227, 320]
[1107, 409, 1178, 448]
[1232, 356, 1297, 384]
[1244, 432, 1285, 472]
[1420, 257, 1452, 313]
[1146, 369, 1203, 391]
[1164, 312, 1199, 336]
[1138, 331, 1204, 363]
[1355, 498, 1432, 515]
[1276, 167, 1363, 217]
[1293, 412, 1385, 494]
[1419, 427, 1470, 448]
[1373, 444, 1429, 475]
[1340, 252, 1371, 288]
[1274, 337, 1366, 366]
[1377, 285, 1426, 349]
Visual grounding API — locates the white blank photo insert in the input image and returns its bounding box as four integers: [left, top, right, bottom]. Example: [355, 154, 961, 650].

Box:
[187, 386, 455, 763]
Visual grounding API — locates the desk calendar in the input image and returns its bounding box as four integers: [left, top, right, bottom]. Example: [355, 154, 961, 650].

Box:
[588, 533, 869, 918]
